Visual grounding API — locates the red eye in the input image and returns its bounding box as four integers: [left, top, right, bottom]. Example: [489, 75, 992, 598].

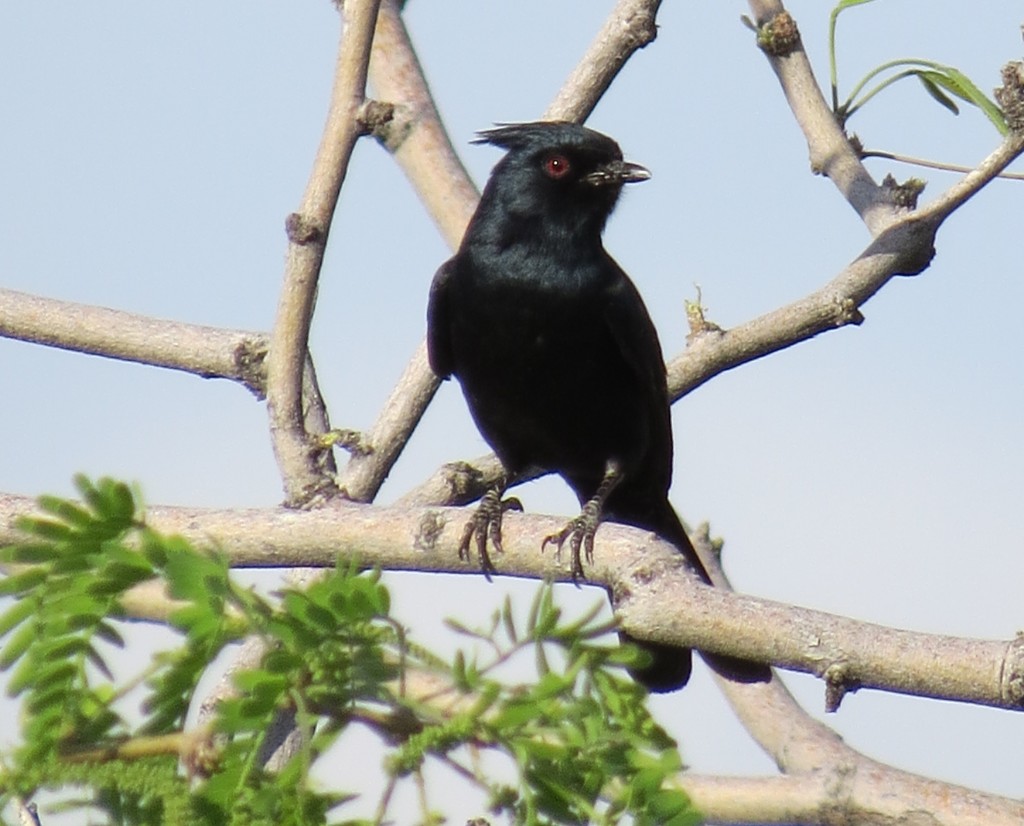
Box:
[543, 154, 571, 179]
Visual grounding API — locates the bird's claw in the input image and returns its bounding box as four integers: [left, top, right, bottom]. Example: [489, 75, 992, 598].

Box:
[458, 488, 523, 579]
[542, 500, 601, 580]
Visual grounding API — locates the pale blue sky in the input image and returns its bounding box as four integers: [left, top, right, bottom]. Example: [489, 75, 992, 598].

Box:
[1, 1, 1022, 822]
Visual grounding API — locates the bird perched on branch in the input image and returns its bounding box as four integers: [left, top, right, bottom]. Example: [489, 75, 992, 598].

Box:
[427, 121, 767, 691]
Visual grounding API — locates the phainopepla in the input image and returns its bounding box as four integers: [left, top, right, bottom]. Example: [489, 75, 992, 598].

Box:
[427, 121, 767, 691]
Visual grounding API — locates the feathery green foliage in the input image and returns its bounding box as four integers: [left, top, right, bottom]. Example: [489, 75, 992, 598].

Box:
[0, 478, 696, 825]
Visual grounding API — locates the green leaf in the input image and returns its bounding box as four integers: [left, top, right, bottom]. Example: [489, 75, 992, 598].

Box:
[647, 789, 699, 824]
[443, 618, 487, 640]
[282, 592, 335, 630]
[2, 542, 59, 565]
[493, 699, 541, 730]
[917, 72, 960, 115]
[36, 495, 95, 530]
[0, 567, 47, 595]
[919, 66, 1008, 134]
[93, 620, 126, 648]
[0, 620, 38, 670]
[14, 517, 74, 543]
[25, 681, 75, 715]
[163, 550, 220, 602]
[48, 594, 106, 629]
[0, 596, 37, 637]
[233, 670, 290, 715]
[32, 659, 80, 688]
[97, 557, 156, 587]
[75, 475, 136, 527]
[262, 648, 304, 676]
[37, 636, 92, 661]
[501, 595, 518, 644]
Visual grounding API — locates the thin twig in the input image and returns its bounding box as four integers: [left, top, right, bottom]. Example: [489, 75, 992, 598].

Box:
[336, 0, 479, 500]
[862, 148, 1024, 180]
[917, 130, 1024, 223]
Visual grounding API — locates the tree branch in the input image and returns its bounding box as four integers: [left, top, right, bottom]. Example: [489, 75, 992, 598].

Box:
[666, 214, 935, 398]
[658, 530, 1024, 825]
[542, 0, 663, 123]
[680, 769, 1024, 826]
[337, 341, 440, 503]
[745, 0, 894, 234]
[3, 492, 1019, 713]
[265, 0, 382, 505]
[365, 0, 479, 250]
[0, 288, 267, 395]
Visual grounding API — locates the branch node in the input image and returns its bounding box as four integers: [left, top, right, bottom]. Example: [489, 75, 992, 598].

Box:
[284, 212, 325, 246]
[620, 6, 659, 51]
[367, 102, 417, 153]
[294, 478, 342, 510]
[994, 60, 1024, 133]
[880, 173, 926, 211]
[357, 98, 397, 138]
[823, 661, 860, 713]
[755, 11, 801, 58]
[438, 461, 487, 504]
[318, 428, 374, 457]
[1001, 633, 1024, 707]
[832, 295, 865, 327]
[233, 336, 269, 398]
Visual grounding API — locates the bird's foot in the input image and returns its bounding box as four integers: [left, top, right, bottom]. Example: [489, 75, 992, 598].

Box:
[542, 497, 602, 580]
[458, 487, 523, 579]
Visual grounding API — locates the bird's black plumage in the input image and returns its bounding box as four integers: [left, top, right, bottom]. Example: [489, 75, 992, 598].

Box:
[427, 121, 767, 691]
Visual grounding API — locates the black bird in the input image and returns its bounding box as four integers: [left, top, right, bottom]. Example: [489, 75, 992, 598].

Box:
[427, 121, 767, 691]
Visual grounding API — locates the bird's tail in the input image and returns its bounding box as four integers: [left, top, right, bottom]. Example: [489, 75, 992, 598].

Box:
[605, 495, 771, 691]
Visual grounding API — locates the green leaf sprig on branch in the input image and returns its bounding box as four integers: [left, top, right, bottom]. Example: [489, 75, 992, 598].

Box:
[828, 0, 1008, 134]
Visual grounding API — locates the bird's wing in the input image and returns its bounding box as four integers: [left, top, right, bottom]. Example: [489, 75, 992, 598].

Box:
[600, 264, 670, 408]
[600, 261, 674, 488]
[426, 258, 456, 378]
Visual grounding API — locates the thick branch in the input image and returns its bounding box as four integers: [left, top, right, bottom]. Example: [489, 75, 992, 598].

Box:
[0, 288, 267, 395]
[266, 0, 382, 505]
[543, 0, 663, 123]
[365, 0, 478, 249]
[680, 770, 1024, 826]
[746, 0, 894, 233]
[335, 0, 478, 500]
[642, 531, 1024, 825]
[2, 493, 1019, 712]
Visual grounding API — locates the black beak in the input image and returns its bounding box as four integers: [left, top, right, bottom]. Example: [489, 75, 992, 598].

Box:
[584, 159, 651, 187]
